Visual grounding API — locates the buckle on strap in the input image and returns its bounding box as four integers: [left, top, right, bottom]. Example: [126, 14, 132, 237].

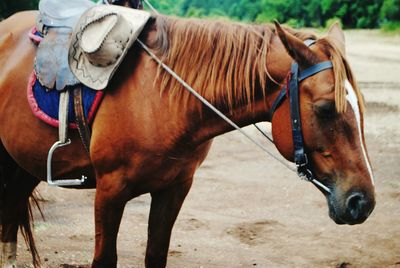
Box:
[295, 153, 308, 167]
[297, 167, 313, 181]
[295, 153, 312, 180]
[296, 155, 332, 194]
[304, 39, 316, 47]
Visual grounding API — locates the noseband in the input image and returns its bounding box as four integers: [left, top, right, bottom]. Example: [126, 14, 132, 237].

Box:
[269, 40, 333, 194]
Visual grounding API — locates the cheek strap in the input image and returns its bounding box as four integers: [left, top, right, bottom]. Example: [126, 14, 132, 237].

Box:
[268, 39, 333, 194]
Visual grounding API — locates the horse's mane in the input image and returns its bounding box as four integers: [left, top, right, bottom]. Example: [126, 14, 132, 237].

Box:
[148, 15, 364, 114]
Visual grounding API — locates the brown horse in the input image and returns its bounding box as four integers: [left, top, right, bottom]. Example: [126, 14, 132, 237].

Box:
[0, 9, 375, 268]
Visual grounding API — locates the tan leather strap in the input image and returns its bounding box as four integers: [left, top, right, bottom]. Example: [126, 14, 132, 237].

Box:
[73, 87, 91, 153]
[58, 90, 69, 144]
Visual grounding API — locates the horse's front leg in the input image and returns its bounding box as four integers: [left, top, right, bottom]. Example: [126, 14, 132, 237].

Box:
[145, 176, 193, 268]
[91, 176, 129, 268]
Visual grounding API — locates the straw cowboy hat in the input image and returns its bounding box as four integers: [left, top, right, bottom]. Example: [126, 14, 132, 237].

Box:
[68, 5, 150, 90]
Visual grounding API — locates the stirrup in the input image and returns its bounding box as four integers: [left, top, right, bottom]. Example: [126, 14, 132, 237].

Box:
[46, 139, 87, 186]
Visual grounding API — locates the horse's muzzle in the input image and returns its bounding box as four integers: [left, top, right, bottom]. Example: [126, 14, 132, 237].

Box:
[328, 190, 375, 225]
[344, 191, 375, 224]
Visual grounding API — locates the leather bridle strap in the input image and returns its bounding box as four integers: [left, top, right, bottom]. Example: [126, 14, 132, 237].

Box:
[289, 62, 333, 194]
[289, 63, 307, 167]
[268, 40, 333, 194]
[299, 61, 334, 82]
[290, 61, 333, 167]
[269, 60, 333, 119]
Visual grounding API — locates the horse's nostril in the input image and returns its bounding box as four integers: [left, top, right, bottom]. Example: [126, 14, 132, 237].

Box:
[346, 192, 369, 221]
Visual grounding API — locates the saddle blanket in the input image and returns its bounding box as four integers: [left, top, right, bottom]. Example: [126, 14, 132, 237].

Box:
[27, 71, 103, 129]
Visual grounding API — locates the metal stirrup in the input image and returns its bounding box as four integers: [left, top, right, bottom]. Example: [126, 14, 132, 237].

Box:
[47, 90, 87, 186]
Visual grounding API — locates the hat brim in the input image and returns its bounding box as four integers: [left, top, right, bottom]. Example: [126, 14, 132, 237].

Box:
[68, 5, 151, 90]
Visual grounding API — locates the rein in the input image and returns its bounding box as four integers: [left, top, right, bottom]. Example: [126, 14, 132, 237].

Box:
[138, 2, 332, 194]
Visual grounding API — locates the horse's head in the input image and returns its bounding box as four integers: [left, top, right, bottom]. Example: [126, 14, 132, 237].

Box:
[270, 22, 375, 225]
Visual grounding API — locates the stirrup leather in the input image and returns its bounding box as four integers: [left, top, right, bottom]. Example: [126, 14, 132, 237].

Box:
[46, 90, 88, 186]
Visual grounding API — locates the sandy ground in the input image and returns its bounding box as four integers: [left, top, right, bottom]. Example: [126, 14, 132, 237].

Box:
[15, 30, 400, 268]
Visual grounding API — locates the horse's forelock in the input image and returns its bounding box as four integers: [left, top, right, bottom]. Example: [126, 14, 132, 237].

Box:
[317, 37, 365, 115]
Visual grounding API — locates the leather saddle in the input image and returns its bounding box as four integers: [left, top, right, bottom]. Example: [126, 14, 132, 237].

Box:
[34, 0, 97, 186]
[35, 0, 149, 91]
[35, 0, 96, 90]
[34, 0, 150, 187]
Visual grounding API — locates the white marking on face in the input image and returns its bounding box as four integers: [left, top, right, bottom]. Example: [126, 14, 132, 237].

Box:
[345, 80, 375, 185]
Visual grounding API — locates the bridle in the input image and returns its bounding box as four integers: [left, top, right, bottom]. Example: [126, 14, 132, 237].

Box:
[268, 39, 333, 194]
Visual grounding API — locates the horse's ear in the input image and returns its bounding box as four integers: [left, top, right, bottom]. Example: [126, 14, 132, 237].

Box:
[328, 22, 346, 55]
[274, 21, 315, 67]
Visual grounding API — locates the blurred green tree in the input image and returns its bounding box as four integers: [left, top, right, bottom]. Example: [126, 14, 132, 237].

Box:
[1, 0, 398, 29]
[1, 0, 39, 20]
[381, 0, 400, 21]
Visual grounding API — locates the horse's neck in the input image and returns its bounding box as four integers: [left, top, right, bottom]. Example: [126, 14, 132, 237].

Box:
[143, 19, 292, 145]
[191, 35, 292, 144]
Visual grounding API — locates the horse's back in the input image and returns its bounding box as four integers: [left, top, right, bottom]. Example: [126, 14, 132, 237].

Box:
[0, 11, 37, 106]
[0, 11, 37, 73]
[0, 11, 37, 34]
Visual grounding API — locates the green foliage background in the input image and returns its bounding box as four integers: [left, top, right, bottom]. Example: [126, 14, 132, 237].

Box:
[1, 0, 399, 29]
[1, 0, 40, 19]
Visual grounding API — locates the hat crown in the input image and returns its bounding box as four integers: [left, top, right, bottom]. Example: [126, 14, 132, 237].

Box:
[80, 12, 133, 67]
[68, 5, 150, 90]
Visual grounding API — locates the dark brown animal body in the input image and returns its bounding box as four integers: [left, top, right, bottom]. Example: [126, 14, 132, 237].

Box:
[0, 9, 375, 268]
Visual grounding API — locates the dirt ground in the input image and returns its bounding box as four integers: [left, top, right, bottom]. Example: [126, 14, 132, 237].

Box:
[15, 30, 400, 268]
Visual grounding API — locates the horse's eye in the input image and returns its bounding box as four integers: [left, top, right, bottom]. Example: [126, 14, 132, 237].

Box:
[314, 100, 337, 119]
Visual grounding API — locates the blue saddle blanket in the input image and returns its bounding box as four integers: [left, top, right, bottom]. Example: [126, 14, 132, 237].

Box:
[28, 72, 103, 128]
